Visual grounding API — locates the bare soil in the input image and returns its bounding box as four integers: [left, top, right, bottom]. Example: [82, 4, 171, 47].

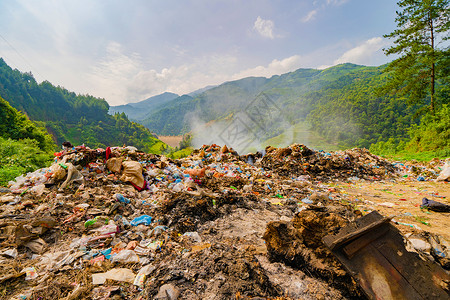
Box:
[158, 136, 183, 148]
[332, 179, 450, 240]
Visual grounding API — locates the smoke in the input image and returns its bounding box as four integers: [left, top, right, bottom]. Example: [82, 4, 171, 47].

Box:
[186, 87, 358, 154]
[187, 93, 297, 154]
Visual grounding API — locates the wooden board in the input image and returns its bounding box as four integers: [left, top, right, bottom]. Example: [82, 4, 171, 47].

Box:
[323, 211, 450, 300]
[322, 211, 390, 250]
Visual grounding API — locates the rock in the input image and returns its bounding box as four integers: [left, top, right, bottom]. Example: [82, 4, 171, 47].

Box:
[155, 283, 180, 300]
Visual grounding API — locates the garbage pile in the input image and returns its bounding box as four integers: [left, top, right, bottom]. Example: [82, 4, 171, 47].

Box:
[256, 144, 398, 180]
[0, 143, 449, 299]
[394, 157, 450, 181]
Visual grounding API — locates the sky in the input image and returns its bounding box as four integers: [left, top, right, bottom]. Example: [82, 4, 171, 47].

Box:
[0, 0, 399, 106]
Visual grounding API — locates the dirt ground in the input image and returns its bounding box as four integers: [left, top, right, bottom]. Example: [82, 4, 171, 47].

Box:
[331, 179, 450, 240]
[158, 136, 183, 148]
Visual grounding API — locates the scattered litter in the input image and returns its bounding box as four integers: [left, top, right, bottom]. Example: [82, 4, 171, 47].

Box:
[436, 160, 450, 181]
[22, 266, 38, 280]
[0, 143, 448, 299]
[421, 197, 450, 212]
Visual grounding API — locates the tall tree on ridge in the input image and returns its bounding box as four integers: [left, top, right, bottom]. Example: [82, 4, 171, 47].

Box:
[383, 0, 450, 113]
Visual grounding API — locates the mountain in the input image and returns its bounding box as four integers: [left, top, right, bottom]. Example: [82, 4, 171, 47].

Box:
[109, 92, 179, 121]
[140, 76, 271, 135]
[137, 63, 421, 150]
[187, 85, 217, 97]
[140, 94, 195, 134]
[0, 58, 166, 153]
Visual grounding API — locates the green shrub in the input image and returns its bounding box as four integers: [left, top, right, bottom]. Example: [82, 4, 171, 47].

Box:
[0, 137, 52, 186]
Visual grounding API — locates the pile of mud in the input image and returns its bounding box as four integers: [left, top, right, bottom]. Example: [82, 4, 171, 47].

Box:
[0, 144, 448, 299]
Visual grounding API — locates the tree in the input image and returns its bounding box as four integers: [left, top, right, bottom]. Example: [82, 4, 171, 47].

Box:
[383, 0, 450, 113]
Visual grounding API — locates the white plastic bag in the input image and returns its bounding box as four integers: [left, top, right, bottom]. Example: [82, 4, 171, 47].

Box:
[436, 161, 450, 181]
[111, 249, 139, 263]
[92, 268, 135, 284]
[59, 163, 84, 189]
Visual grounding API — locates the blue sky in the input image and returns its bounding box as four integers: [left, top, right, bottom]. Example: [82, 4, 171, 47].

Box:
[0, 0, 399, 105]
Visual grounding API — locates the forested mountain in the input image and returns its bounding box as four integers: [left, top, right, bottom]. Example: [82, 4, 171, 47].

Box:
[109, 92, 179, 121]
[137, 63, 421, 149]
[0, 58, 165, 152]
[140, 94, 196, 134]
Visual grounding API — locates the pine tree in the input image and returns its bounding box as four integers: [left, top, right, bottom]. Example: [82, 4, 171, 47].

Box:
[383, 0, 450, 113]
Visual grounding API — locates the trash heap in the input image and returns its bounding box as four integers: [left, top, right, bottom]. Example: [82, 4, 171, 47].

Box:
[0, 144, 449, 300]
[257, 145, 398, 180]
[393, 158, 450, 181]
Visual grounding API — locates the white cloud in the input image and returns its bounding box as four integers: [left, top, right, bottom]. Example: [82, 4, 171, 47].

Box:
[302, 10, 318, 23]
[305, 0, 349, 22]
[326, 0, 349, 6]
[88, 41, 238, 105]
[253, 16, 275, 39]
[333, 37, 386, 65]
[88, 43, 307, 105]
[232, 55, 302, 79]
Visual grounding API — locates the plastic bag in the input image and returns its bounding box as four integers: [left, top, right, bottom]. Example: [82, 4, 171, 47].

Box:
[115, 193, 130, 204]
[30, 184, 46, 196]
[436, 161, 450, 182]
[92, 224, 119, 235]
[92, 268, 135, 284]
[59, 163, 84, 189]
[8, 175, 26, 190]
[22, 266, 38, 280]
[50, 158, 68, 180]
[111, 249, 139, 263]
[421, 197, 450, 212]
[155, 284, 180, 300]
[120, 161, 145, 189]
[172, 182, 184, 192]
[183, 232, 202, 243]
[130, 215, 152, 226]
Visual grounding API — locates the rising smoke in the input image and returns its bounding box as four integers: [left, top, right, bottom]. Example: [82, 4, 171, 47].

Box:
[186, 93, 299, 154]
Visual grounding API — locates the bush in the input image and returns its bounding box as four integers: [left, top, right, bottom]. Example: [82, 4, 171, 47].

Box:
[0, 137, 52, 186]
[0, 96, 56, 152]
[405, 104, 450, 152]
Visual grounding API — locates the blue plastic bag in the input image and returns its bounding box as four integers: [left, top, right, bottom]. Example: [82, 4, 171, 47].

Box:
[130, 215, 152, 226]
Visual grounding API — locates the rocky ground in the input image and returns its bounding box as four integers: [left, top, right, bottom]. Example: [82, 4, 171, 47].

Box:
[0, 144, 449, 300]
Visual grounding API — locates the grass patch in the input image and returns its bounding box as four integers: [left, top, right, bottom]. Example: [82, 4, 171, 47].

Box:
[167, 147, 193, 159]
[147, 141, 168, 154]
[377, 149, 450, 162]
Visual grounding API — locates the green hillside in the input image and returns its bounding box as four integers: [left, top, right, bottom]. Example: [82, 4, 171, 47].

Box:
[0, 96, 54, 185]
[0, 58, 166, 153]
[0, 96, 54, 151]
[135, 62, 448, 157]
[139, 64, 417, 149]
